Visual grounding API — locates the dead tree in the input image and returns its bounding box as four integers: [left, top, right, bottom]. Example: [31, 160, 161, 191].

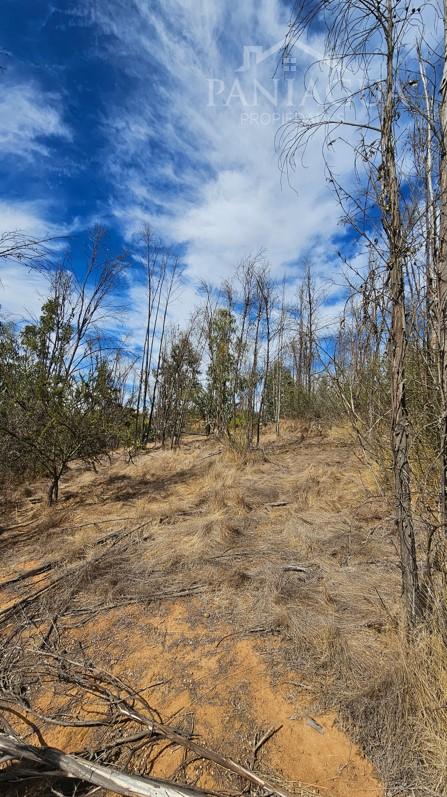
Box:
[274, 281, 287, 437]
[133, 229, 181, 445]
[282, 0, 422, 623]
[417, 44, 438, 356]
[134, 227, 163, 443]
[381, 1, 419, 621]
[438, 1, 447, 536]
[256, 269, 273, 447]
[304, 263, 316, 396]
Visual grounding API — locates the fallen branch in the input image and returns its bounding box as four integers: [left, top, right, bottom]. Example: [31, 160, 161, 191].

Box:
[0, 563, 53, 590]
[59, 516, 140, 531]
[23, 652, 294, 797]
[250, 724, 283, 768]
[0, 520, 153, 626]
[0, 570, 72, 625]
[253, 725, 283, 756]
[119, 706, 293, 797]
[296, 516, 314, 526]
[215, 626, 278, 648]
[306, 718, 325, 735]
[0, 734, 211, 797]
[0, 518, 36, 531]
[282, 565, 308, 574]
[196, 450, 223, 463]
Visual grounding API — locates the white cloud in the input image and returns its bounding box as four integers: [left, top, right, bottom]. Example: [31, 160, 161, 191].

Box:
[0, 1, 365, 335]
[86, 0, 351, 302]
[0, 81, 70, 160]
[0, 199, 62, 240]
[0, 199, 72, 322]
[0, 262, 49, 323]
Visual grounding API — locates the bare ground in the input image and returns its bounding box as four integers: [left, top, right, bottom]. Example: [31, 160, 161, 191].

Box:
[1, 423, 440, 797]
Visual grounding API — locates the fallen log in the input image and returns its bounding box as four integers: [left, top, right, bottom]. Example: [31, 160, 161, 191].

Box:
[0, 733, 210, 797]
[16, 652, 295, 797]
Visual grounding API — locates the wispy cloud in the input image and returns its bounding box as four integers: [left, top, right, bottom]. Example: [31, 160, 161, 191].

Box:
[0, 198, 78, 322]
[83, 0, 353, 302]
[0, 0, 440, 335]
[0, 80, 71, 160]
[0, 261, 50, 322]
[0, 199, 63, 238]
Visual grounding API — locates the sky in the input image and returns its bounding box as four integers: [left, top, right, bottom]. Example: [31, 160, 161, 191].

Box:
[0, 0, 361, 343]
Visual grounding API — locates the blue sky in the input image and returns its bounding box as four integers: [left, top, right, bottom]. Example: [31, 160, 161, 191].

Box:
[0, 0, 356, 340]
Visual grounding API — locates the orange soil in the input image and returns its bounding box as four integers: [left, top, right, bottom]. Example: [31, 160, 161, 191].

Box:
[1, 425, 387, 797]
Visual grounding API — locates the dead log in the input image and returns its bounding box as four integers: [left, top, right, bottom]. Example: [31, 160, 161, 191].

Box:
[0, 733, 210, 797]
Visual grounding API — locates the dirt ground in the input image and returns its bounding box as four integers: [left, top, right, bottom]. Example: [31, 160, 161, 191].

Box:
[1, 423, 399, 797]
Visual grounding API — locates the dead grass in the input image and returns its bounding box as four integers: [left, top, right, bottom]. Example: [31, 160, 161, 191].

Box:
[1, 426, 446, 796]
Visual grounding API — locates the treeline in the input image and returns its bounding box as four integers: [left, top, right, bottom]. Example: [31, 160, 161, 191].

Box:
[131, 242, 333, 452]
[0, 228, 335, 503]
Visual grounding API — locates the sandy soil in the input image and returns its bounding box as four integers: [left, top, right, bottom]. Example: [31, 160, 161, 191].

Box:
[1, 424, 394, 797]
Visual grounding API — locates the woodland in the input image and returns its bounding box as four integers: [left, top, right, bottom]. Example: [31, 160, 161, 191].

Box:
[1, 2, 447, 797]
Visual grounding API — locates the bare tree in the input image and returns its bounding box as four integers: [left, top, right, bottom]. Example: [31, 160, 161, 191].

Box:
[256, 268, 273, 447]
[282, 0, 423, 622]
[438, 2, 447, 536]
[132, 229, 182, 445]
[0, 231, 58, 269]
[274, 281, 287, 437]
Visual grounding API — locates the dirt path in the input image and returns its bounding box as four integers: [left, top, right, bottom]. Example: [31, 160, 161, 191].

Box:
[98, 603, 382, 797]
[1, 425, 395, 796]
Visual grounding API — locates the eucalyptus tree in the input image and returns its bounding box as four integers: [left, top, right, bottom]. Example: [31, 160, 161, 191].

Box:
[0, 227, 127, 503]
[155, 326, 201, 448]
[133, 227, 182, 445]
[281, 0, 429, 623]
[437, 1, 447, 534]
[205, 306, 237, 438]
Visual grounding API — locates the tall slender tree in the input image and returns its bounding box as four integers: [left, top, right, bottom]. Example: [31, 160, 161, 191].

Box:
[282, 0, 422, 622]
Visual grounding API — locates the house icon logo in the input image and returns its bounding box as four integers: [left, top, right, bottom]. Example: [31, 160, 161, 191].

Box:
[206, 38, 324, 124]
[236, 40, 321, 74]
[236, 42, 293, 73]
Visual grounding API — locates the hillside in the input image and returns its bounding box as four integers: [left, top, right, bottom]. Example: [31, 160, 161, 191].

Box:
[0, 424, 411, 797]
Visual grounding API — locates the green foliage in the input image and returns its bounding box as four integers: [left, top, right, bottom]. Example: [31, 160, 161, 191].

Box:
[262, 362, 342, 424]
[155, 332, 201, 447]
[0, 301, 126, 503]
[205, 308, 237, 436]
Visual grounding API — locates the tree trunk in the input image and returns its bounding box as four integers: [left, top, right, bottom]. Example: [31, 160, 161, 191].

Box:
[48, 474, 59, 505]
[146, 266, 175, 441]
[247, 306, 261, 448]
[418, 45, 438, 357]
[382, 3, 420, 624]
[257, 285, 271, 447]
[305, 265, 314, 397]
[438, 1, 447, 538]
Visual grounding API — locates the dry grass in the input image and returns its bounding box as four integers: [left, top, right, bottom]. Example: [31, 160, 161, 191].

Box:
[1, 426, 446, 796]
